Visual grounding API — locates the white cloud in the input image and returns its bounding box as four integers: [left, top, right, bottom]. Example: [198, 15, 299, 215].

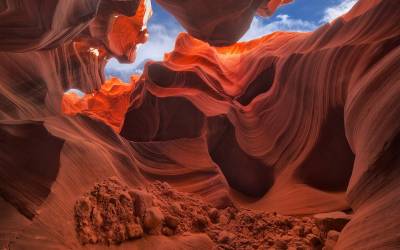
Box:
[105, 22, 182, 79]
[134, 23, 182, 65]
[240, 14, 317, 41]
[238, 0, 359, 41]
[65, 88, 85, 96]
[321, 0, 358, 23]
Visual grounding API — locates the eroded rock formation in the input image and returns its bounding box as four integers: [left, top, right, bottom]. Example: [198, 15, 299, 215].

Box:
[63, 77, 137, 132]
[155, 0, 292, 46]
[0, 0, 399, 249]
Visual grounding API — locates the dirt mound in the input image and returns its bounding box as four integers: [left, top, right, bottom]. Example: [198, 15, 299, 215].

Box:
[74, 177, 144, 244]
[75, 177, 346, 249]
[149, 181, 335, 250]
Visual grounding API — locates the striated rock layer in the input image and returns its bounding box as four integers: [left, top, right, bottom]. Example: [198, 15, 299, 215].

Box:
[121, 0, 399, 248]
[155, 0, 292, 46]
[63, 77, 138, 132]
[0, 0, 399, 249]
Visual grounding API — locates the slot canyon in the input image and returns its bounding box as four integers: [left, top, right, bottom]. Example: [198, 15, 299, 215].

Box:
[0, 0, 399, 249]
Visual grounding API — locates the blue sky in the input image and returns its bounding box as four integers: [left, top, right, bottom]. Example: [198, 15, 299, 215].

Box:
[105, 0, 358, 80]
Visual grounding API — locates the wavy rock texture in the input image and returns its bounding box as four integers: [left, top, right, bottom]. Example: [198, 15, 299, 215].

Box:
[120, 0, 400, 248]
[0, 0, 178, 249]
[87, 0, 151, 63]
[63, 77, 138, 132]
[0, 0, 399, 249]
[155, 0, 292, 46]
[0, 0, 99, 52]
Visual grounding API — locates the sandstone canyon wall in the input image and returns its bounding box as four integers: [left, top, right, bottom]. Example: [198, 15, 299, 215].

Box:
[1, 0, 399, 249]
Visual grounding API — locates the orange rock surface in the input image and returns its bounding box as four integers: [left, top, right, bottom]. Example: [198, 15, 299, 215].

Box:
[155, 0, 291, 46]
[89, 0, 152, 62]
[62, 77, 137, 132]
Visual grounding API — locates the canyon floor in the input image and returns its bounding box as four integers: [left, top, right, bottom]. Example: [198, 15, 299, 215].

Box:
[74, 177, 351, 250]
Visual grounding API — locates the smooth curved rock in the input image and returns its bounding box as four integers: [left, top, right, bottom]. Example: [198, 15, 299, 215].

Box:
[155, 0, 291, 46]
[88, 0, 151, 62]
[63, 77, 137, 132]
[120, 1, 400, 248]
[0, 0, 155, 248]
[0, 0, 99, 52]
[0, 0, 399, 249]
[0, 121, 64, 219]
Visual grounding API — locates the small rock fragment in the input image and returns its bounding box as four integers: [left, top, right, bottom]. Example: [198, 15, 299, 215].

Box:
[311, 226, 320, 236]
[162, 226, 174, 236]
[292, 225, 305, 237]
[323, 239, 337, 250]
[144, 207, 164, 231]
[322, 230, 340, 250]
[170, 202, 183, 215]
[75, 197, 92, 217]
[327, 230, 340, 241]
[274, 239, 288, 250]
[192, 214, 208, 231]
[208, 208, 220, 223]
[314, 211, 351, 232]
[219, 213, 230, 225]
[126, 223, 144, 239]
[165, 215, 179, 229]
[306, 234, 322, 248]
[130, 189, 154, 220]
[217, 231, 235, 244]
[91, 207, 103, 227]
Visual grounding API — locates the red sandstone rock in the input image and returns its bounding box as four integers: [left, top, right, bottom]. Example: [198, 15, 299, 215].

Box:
[143, 207, 164, 232]
[155, 0, 291, 46]
[0, 0, 399, 249]
[0, 0, 100, 52]
[74, 178, 144, 244]
[313, 211, 352, 233]
[62, 77, 137, 132]
[88, 0, 151, 62]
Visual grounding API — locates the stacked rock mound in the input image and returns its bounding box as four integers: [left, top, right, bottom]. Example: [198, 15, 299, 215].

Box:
[75, 177, 351, 249]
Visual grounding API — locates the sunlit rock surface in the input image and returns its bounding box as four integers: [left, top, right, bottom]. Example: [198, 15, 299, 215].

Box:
[88, 0, 152, 63]
[155, 0, 292, 46]
[63, 77, 137, 132]
[0, 0, 399, 249]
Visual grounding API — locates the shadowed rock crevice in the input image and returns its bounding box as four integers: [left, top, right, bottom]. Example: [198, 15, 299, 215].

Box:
[295, 108, 355, 192]
[0, 121, 64, 219]
[237, 63, 276, 105]
[207, 116, 274, 198]
[121, 95, 205, 141]
[147, 63, 224, 100]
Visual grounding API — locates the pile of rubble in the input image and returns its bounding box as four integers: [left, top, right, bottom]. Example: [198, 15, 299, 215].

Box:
[74, 177, 351, 249]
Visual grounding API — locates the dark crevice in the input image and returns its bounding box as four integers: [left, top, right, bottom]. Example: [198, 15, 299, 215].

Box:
[147, 63, 224, 100]
[207, 115, 274, 198]
[295, 108, 355, 192]
[121, 95, 205, 141]
[236, 63, 275, 105]
[0, 122, 64, 219]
